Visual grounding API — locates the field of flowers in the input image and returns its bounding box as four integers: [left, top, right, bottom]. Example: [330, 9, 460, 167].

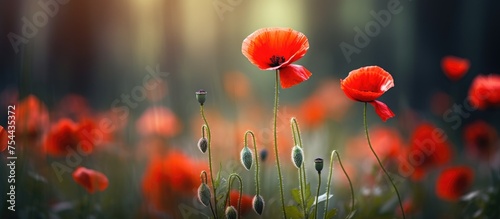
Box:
[0, 1, 499, 219]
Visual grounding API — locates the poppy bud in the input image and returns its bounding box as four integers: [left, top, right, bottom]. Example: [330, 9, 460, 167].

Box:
[291, 145, 304, 169]
[195, 89, 207, 105]
[252, 195, 265, 215]
[314, 158, 324, 174]
[240, 146, 253, 170]
[197, 137, 208, 153]
[197, 183, 211, 207]
[260, 149, 268, 162]
[225, 206, 238, 219]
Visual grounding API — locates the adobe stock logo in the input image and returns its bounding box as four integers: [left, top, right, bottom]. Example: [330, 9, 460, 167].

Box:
[212, 0, 244, 21]
[7, 0, 71, 54]
[340, 0, 411, 63]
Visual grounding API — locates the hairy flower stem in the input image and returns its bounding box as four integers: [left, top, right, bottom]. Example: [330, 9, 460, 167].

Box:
[225, 174, 243, 218]
[314, 172, 321, 219]
[274, 70, 287, 218]
[364, 103, 405, 219]
[291, 118, 307, 217]
[324, 150, 355, 219]
[200, 106, 218, 218]
[245, 130, 261, 196]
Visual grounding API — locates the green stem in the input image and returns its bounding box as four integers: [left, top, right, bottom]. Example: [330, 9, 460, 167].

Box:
[245, 130, 261, 196]
[225, 174, 243, 218]
[274, 70, 287, 218]
[324, 150, 355, 219]
[291, 118, 307, 217]
[363, 102, 405, 219]
[315, 172, 321, 219]
[200, 106, 218, 218]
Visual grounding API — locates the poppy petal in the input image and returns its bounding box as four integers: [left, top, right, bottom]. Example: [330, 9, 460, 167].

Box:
[468, 74, 500, 110]
[242, 27, 309, 70]
[340, 66, 394, 102]
[279, 64, 312, 89]
[369, 100, 395, 122]
[0, 126, 7, 152]
[441, 56, 470, 81]
[72, 167, 109, 194]
[436, 166, 474, 201]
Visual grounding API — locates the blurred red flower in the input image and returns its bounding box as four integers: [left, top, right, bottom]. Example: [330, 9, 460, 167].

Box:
[136, 106, 181, 137]
[16, 95, 49, 138]
[408, 123, 453, 181]
[242, 27, 312, 88]
[224, 71, 252, 101]
[298, 96, 327, 128]
[340, 66, 395, 121]
[464, 120, 498, 160]
[44, 119, 94, 156]
[142, 151, 207, 213]
[441, 56, 470, 81]
[0, 126, 7, 152]
[56, 94, 91, 120]
[72, 167, 109, 194]
[313, 79, 354, 122]
[229, 190, 253, 215]
[468, 74, 500, 110]
[436, 166, 474, 201]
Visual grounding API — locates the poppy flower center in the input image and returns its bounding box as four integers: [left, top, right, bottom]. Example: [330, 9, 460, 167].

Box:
[269, 55, 286, 67]
[475, 135, 490, 150]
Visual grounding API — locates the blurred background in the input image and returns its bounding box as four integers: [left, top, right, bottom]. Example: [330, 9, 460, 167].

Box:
[0, 0, 499, 218]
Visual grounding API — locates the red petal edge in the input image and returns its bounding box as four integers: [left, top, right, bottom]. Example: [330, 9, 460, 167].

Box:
[279, 64, 312, 89]
[369, 100, 395, 122]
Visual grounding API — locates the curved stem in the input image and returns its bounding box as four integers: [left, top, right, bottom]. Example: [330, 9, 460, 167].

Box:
[200, 106, 218, 218]
[274, 70, 287, 218]
[225, 173, 243, 218]
[364, 103, 405, 219]
[324, 150, 355, 219]
[245, 130, 261, 196]
[315, 172, 321, 219]
[291, 118, 307, 217]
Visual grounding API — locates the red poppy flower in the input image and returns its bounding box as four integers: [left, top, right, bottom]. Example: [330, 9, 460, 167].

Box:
[441, 56, 470, 81]
[242, 27, 312, 89]
[16, 95, 49, 138]
[142, 151, 207, 213]
[436, 166, 474, 201]
[468, 74, 500, 110]
[408, 123, 453, 181]
[464, 120, 498, 160]
[44, 119, 95, 156]
[340, 66, 395, 121]
[0, 126, 7, 152]
[72, 167, 109, 194]
[229, 190, 253, 215]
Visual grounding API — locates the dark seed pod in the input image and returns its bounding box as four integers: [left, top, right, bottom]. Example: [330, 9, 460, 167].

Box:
[240, 146, 253, 170]
[252, 195, 265, 215]
[314, 158, 324, 173]
[225, 206, 238, 219]
[195, 89, 207, 105]
[197, 137, 208, 153]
